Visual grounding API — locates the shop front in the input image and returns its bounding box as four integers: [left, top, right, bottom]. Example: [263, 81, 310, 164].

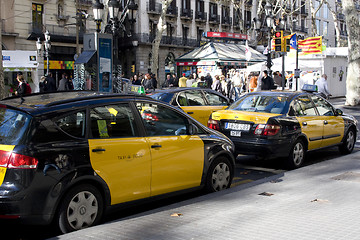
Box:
[2, 50, 39, 95]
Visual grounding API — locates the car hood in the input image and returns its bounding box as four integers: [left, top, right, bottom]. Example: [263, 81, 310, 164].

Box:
[211, 110, 281, 124]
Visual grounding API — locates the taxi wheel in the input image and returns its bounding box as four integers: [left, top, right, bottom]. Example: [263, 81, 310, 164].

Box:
[287, 139, 305, 169]
[57, 184, 104, 234]
[339, 129, 356, 154]
[205, 157, 233, 192]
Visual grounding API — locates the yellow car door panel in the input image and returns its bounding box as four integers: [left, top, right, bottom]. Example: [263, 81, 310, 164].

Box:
[296, 116, 323, 150]
[321, 116, 344, 147]
[181, 106, 227, 126]
[89, 138, 151, 205]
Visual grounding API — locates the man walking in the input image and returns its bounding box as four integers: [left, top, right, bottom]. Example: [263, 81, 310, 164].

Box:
[45, 72, 56, 92]
[178, 73, 187, 87]
[261, 70, 274, 90]
[58, 73, 70, 91]
[316, 74, 331, 99]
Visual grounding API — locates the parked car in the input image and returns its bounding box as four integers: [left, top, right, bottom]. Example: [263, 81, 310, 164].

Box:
[147, 87, 232, 126]
[0, 91, 235, 233]
[208, 91, 358, 168]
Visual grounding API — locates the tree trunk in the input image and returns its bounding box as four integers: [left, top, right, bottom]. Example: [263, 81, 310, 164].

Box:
[343, 0, 360, 106]
[150, 0, 173, 87]
[309, 0, 324, 37]
[0, 2, 5, 99]
[325, 1, 341, 47]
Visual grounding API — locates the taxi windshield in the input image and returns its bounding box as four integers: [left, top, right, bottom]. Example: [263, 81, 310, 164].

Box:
[229, 95, 288, 114]
[0, 107, 31, 145]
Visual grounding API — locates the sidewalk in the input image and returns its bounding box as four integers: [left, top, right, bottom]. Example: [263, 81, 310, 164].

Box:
[51, 150, 360, 240]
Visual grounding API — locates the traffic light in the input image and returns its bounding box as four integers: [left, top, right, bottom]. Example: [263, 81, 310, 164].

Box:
[284, 38, 290, 52]
[274, 31, 283, 52]
[131, 65, 135, 73]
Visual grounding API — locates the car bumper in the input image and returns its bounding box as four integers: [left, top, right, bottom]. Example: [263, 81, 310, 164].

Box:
[230, 137, 292, 158]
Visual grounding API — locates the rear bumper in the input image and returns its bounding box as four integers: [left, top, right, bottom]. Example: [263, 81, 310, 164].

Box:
[230, 137, 292, 158]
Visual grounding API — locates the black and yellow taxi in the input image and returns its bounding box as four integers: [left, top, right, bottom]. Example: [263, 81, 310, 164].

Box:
[147, 87, 232, 126]
[0, 91, 235, 233]
[208, 90, 357, 168]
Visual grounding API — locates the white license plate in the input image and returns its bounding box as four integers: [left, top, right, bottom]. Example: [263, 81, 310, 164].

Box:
[230, 131, 242, 137]
[225, 122, 250, 131]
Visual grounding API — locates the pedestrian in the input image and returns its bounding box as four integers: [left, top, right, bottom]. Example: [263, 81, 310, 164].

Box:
[163, 74, 175, 88]
[151, 73, 158, 89]
[212, 75, 222, 94]
[39, 76, 46, 93]
[261, 70, 275, 90]
[204, 73, 213, 88]
[44, 72, 57, 92]
[231, 71, 243, 100]
[220, 75, 227, 96]
[186, 74, 195, 87]
[142, 73, 154, 91]
[249, 73, 258, 92]
[172, 73, 179, 87]
[132, 74, 141, 85]
[58, 73, 70, 91]
[273, 71, 282, 88]
[316, 74, 331, 99]
[15, 74, 27, 96]
[178, 73, 187, 87]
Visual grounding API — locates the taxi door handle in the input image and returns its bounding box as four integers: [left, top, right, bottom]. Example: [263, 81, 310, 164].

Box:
[187, 112, 194, 114]
[302, 122, 307, 126]
[151, 144, 162, 149]
[92, 148, 106, 152]
[324, 120, 328, 125]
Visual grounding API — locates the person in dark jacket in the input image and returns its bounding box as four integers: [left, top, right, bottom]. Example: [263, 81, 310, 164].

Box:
[44, 72, 57, 92]
[261, 70, 274, 90]
[15, 74, 27, 96]
[142, 73, 154, 91]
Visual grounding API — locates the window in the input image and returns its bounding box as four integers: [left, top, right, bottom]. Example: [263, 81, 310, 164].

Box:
[0, 108, 31, 145]
[323, 4, 328, 19]
[323, 21, 328, 37]
[90, 104, 137, 138]
[136, 102, 189, 136]
[316, 19, 321, 35]
[229, 95, 288, 114]
[56, 111, 86, 138]
[315, 1, 320, 17]
[204, 91, 228, 106]
[311, 95, 335, 116]
[182, 25, 189, 43]
[293, 96, 317, 116]
[178, 91, 206, 106]
[32, 3, 43, 31]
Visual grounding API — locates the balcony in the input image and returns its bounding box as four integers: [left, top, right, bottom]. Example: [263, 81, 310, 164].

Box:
[300, 8, 308, 15]
[300, 26, 308, 33]
[126, 33, 202, 48]
[27, 23, 96, 43]
[166, 6, 178, 17]
[147, 0, 162, 15]
[180, 8, 193, 20]
[209, 14, 220, 24]
[221, 16, 232, 26]
[78, 0, 92, 6]
[1, 19, 18, 37]
[337, 13, 345, 20]
[195, 11, 207, 22]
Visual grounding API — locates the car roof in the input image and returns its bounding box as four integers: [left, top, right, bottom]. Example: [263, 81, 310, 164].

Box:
[0, 91, 152, 116]
[244, 90, 305, 98]
[151, 87, 213, 94]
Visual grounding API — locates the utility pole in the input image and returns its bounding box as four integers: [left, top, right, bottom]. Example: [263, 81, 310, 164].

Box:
[76, 0, 80, 55]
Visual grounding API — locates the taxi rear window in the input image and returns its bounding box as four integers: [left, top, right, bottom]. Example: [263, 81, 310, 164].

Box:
[0, 107, 31, 145]
[229, 95, 288, 114]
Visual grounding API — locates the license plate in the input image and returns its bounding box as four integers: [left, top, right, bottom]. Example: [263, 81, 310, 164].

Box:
[230, 131, 242, 137]
[225, 122, 250, 131]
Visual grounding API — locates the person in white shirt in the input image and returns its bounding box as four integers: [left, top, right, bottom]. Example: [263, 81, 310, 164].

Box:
[316, 74, 331, 99]
[231, 71, 243, 100]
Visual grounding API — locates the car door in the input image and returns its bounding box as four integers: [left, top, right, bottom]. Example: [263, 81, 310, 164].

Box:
[135, 101, 205, 196]
[203, 89, 230, 111]
[310, 95, 344, 148]
[177, 90, 210, 125]
[293, 95, 323, 150]
[88, 103, 151, 205]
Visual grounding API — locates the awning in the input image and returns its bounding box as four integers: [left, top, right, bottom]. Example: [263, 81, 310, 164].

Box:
[75, 51, 96, 64]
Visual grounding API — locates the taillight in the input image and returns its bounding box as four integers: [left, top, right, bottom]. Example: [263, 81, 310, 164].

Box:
[0, 150, 38, 169]
[208, 119, 220, 131]
[254, 124, 280, 136]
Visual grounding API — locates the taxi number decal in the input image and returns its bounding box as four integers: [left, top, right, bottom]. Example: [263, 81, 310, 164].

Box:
[225, 122, 250, 131]
[230, 131, 242, 137]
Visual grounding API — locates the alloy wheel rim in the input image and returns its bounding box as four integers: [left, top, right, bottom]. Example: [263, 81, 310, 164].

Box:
[293, 142, 304, 166]
[212, 162, 230, 191]
[346, 131, 355, 150]
[67, 191, 98, 230]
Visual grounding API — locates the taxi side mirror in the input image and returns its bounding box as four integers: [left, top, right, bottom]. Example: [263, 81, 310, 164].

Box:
[188, 123, 197, 135]
[336, 109, 343, 116]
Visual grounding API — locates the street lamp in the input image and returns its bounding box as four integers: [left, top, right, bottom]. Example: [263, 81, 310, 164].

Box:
[36, 30, 51, 76]
[93, 0, 104, 33]
[128, 0, 138, 34]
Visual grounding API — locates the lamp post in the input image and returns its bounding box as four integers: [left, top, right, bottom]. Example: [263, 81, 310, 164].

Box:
[36, 30, 51, 76]
[92, 0, 138, 92]
[264, 1, 274, 76]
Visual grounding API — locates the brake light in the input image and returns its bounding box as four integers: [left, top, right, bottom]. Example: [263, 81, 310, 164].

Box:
[254, 124, 280, 136]
[0, 150, 38, 169]
[208, 119, 220, 131]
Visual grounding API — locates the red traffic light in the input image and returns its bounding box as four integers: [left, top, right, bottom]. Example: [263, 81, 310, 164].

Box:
[275, 31, 282, 38]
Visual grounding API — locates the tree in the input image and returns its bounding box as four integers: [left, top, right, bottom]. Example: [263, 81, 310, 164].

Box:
[343, 0, 360, 106]
[150, 0, 173, 85]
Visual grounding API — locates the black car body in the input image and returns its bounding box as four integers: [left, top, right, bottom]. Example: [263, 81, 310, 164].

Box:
[0, 91, 235, 233]
[208, 91, 358, 168]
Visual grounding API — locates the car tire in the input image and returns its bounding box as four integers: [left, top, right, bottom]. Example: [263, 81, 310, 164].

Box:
[286, 139, 305, 169]
[339, 128, 356, 154]
[205, 156, 233, 192]
[57, 184, 103, 234]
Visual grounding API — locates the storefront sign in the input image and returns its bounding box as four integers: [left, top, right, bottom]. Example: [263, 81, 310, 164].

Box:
[204, 32, 248, 41]
[177, 61, 216, 66]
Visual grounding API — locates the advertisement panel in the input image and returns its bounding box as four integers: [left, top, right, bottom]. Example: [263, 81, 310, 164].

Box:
[98, 37, 112, 92]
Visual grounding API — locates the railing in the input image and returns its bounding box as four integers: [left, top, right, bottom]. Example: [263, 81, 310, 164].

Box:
[195, 11, 207, 21]
[221, 16, 232, 25]
[209, 14, 220, 23]
[29, 23, 95, 37]
[180, 8, 193, 19]
[78, 0, 92, 6]
[167, 6, 178, 16]
[131, 33, 202, 48]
